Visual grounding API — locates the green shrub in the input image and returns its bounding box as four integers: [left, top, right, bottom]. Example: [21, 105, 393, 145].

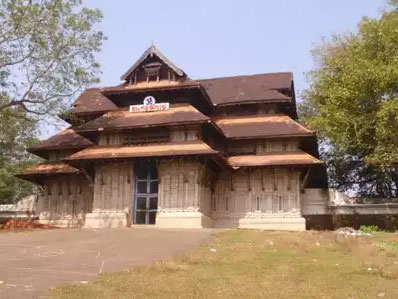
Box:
[359, 225, 380, 234]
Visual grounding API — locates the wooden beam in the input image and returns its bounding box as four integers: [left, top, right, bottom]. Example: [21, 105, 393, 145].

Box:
[301, 168, 311, 191]
[80, 167, 94, 186]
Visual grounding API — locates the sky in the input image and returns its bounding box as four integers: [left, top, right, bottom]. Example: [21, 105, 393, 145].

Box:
[45, 0, 387, 137]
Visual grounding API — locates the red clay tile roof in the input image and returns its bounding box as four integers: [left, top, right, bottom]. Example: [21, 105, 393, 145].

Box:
[68, 72, 293, 113]
[226, 152, 323, 169]
[198, 72, 292, 106]
[75, 103, 210, 133]
[214, 114, 313, 139]
[17, 162, 80, 176]
[71, 88, 118, 114]
[64, 141, 218, 161]
[29, 128, 93, 154]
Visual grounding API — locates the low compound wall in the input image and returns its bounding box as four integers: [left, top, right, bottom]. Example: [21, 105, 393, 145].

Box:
[0, 196, 37, 223]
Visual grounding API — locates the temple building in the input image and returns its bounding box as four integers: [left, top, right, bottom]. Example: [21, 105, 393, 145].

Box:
[17, 45, 328, 230]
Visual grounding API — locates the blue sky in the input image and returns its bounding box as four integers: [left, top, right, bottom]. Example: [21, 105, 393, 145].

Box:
[85, 0, 386, 98]
[43, 0, 387, 137]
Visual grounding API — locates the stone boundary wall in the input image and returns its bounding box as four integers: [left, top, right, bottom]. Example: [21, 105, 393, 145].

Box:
[0, 195, 37, 222]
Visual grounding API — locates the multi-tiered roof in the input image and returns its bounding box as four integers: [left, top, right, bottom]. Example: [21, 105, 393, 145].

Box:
[19, 45, 325, 185]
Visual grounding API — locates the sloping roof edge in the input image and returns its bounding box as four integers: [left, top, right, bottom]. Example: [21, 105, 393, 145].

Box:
[197, 72, 293, 83]
[16, 162, 80, 177]
[28, 128, 93, 154]
[74, 103, 211, 134]
[63, 141, 218, 162]
[213, 114, 314, 139]
[226, 152, 323, 169]
[68, 88, 118, 116]
[198, 72, 293, 106]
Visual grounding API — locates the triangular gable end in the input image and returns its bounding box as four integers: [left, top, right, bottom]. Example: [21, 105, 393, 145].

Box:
[120, 45, 186, 84]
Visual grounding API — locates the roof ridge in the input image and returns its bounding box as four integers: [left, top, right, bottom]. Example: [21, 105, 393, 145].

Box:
[255, 151, 307, 155]
[36, 161, 72, 165]
[214, 113, 287, 120]
[197, 72, 293, 82]
[107, 102, 203, 112]
[87, 139, 207, 149]
[79, 72, 293, 92]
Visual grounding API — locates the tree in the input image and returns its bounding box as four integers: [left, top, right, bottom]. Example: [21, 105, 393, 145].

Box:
[300, 0, 398, 198]
[0, 103, 39, 204]
[0, 0, 105, 203]
[0, 0, 105, 119]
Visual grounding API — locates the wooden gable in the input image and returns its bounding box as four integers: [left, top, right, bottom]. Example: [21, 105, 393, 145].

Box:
[121, 45, 186, 84]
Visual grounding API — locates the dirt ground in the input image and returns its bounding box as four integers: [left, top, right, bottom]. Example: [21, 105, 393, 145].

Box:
[0, 227, 213, 298]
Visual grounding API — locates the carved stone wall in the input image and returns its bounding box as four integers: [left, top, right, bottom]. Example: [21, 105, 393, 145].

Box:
[156, 160, 214, 228]
[210, 167, 305, 230]
[92, 163, 133, 211]
[84, 162, 134, 228]
[38, 176, 93, 227]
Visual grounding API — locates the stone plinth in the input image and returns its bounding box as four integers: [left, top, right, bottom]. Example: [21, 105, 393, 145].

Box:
[156, 212, 213, 228]
[84, 210, 127, 228]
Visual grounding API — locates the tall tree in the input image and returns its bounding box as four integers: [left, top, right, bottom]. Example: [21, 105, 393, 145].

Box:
[0, 0, 105, 203]
[0, 103, 38, 204]
[0, 0, 105, 118]
[300, 0, 398, 198]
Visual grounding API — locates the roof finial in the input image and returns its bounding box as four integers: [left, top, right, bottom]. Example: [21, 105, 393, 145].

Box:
[151, 40, 154, 47]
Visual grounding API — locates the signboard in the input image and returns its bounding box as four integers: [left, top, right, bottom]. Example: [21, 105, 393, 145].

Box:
[129, 96, 169, 113]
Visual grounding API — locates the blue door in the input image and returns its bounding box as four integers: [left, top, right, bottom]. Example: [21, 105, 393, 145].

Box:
[133, 162, 158, 224]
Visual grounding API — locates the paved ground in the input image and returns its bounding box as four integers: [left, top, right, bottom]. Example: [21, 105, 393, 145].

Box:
[0, 227, 213, 298]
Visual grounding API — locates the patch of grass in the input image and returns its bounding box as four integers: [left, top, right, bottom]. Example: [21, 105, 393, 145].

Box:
[52, 230, 398, 299]
[359, 225, 380, 234]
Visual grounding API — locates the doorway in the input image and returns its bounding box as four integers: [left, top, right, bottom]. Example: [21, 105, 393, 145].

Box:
[133, 161, 158, 224]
